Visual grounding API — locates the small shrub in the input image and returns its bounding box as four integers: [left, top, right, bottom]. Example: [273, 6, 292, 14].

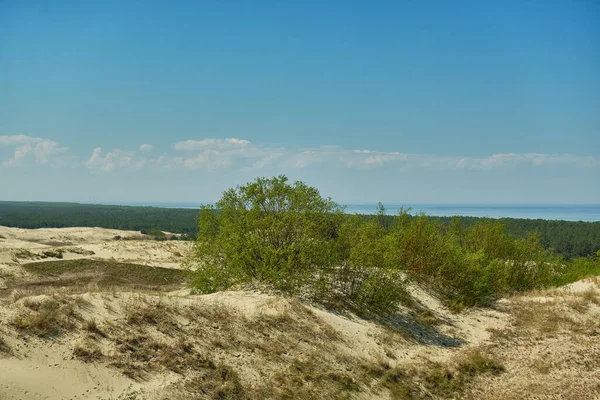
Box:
[581, 288, 600, 305]
[82, 318, 105, 337]
[124, 300, 179, 333]
[0, 335, 11, 355]
[14, 249, 36, 259]
[73, 340, 103, 362]
[141, 229, 166, 240]
[42, 249, 64, 259]
[68, 247, 96, 256]
[11, 296, 81, 337]
[554, 256, 600, 286]
[457, 349, 505, 377]
[179, 365, 246, 399]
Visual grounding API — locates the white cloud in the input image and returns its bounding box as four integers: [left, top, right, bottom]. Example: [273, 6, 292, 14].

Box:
[85, 148, 145, 172]
[3, 134, 596, 173]
[33, 140, 69, 165]
[281, 147, 599, 171]
[451, 153, 598, 169]
[169, 138, 283, 169]
[3, 144, 33, 167]
[1, 135, 69, 167]
[173, 138, 251, 152]
[283, 147, 409, 169]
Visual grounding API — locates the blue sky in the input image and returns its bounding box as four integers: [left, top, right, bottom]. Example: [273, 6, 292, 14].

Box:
[1, 0, 598, 204]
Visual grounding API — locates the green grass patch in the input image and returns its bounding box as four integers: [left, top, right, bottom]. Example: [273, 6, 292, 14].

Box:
[553, 255, 600, 286]
[22, 259, 190, 291]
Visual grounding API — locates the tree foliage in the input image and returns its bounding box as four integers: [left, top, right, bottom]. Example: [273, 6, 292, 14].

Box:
[188, 176, 406, 313]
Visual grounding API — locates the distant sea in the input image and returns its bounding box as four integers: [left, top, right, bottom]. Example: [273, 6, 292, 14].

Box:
[96, 202, 600, 222]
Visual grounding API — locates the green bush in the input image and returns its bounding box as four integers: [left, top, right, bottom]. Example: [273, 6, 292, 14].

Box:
[188, 175, 405, 314]
[333, 216, 406, 313]
[140, 229, 166, 239]
[188, 175, 591, 314]
[388, 215, 561, 309]
[552, 254, 600, 286]
[189, 176, 344, 294]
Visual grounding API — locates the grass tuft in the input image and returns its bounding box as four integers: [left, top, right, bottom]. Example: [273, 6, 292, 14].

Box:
[73, 339, 104, 362]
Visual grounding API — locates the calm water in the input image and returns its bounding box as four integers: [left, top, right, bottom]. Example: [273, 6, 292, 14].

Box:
[343, 204, 600, 222]
[99, 202, 600, 222]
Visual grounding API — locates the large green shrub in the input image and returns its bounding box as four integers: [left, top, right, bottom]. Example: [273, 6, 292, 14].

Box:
[188, 175, 589, 314]
[188, 176, 407, 314]
[385, 214, 561, 309]
[189, 175, 344, 295]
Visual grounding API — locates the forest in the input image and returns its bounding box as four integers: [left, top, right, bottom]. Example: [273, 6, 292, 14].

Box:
[1, 200, 598, 259]
[0, 201, 198, 234]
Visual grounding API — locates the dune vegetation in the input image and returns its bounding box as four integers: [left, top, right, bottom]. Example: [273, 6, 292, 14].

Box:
[188, 175, 600, 315]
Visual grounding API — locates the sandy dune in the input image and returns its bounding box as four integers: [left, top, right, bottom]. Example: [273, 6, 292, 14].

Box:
[0, 226, 191, 274]
[1, 227, 599, 399]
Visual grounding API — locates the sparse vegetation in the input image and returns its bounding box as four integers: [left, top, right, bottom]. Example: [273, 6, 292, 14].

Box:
[361, 348, 505, 399]
[0, 334, 10, 355]
[42, 249, 64, 259]
[140, 229, 175, 241]
[21, 259, 189, 292]
[82, 318, 104, 336]
[68, 247, 96, 255]
[11, 296, 80, 337]
[123, 298, 179, 334]
[73, 339, 104, 362]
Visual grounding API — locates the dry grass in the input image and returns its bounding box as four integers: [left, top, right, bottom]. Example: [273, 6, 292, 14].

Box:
[42, 249, 64, 259]
[512, 301, 579, 335]
[158, 364, 246, 400]
[7, 288, 33, 303]
[359, 348, 506, 399]
[580, 288, 600, 305]
[530, 357, 553, 374]
[0, 334, 11, 355]
[67, 247, 96, 255]
[10, 295, 83, 337]
[123, 297, 180, 335]
[73, 339, 104, 362]
[262, 354, 361, 399]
